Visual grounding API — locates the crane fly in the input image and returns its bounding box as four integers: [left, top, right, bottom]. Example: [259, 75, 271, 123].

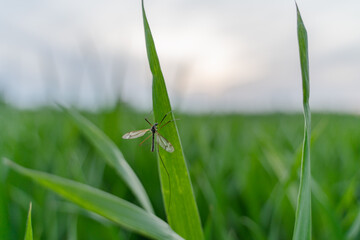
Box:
[122, 112, 175, 212]
[122, 112, 174, 153]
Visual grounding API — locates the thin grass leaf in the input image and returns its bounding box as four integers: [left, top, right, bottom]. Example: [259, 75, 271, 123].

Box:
[62, 107, 154, 214]
[2, 158, 183, 240]
[347, 208, 360, 239]
[312, 179, 344, 239]
[292, 3, 312, 240]
[0, 180, 10, 239]
[239, 216, 267, 240]
[24, 202, 33, 240]
[141, 1, 204, 239]
[342, 174, 360, 239]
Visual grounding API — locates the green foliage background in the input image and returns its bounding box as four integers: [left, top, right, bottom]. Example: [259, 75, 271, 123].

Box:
[1, 102, 360, 239]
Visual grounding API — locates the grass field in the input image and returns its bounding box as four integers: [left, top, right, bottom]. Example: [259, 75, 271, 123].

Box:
[1, 3, 360, 240]
[1, 101, 360, 239]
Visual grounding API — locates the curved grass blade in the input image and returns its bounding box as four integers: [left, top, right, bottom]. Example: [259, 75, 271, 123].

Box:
[63, 107, 154, 214]
[292, 3, 312, 240]
[2, 158, 183, 240]
[24, 202, 33, 240]
[141, 1, 204, 239]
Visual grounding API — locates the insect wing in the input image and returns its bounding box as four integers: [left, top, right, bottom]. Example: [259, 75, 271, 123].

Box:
[156, 132, 174, 153]
[122, 129, 150, 139]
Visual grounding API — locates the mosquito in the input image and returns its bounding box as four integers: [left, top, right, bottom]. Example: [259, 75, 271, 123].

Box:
[122, 112, 175, 153]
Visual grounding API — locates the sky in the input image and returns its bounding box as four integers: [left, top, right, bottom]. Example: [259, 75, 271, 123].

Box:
[0, 0, 360, 113]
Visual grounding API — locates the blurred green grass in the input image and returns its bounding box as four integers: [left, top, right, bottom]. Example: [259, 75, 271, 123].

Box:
[1, 102, 360, 239]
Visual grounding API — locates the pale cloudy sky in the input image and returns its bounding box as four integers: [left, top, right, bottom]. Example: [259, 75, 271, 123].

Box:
[0, 0, 360, 113]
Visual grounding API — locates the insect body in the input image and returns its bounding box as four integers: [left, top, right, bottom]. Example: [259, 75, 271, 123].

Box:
[122, 113, 174, 153]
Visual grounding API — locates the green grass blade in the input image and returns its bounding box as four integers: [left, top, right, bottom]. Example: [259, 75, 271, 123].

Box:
[141, 1, 204, 239]
[347, 207, 360, 239]
[24, 202, 33, 240]
[63, 107, 154, 214]
[312, 179, 344, 239]
[292, 3, 312, 240]
[0, 180, 10, 239]
[2, 158, 183, 240]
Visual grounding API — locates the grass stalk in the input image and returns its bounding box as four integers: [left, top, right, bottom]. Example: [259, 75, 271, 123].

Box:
[141, 1, 204, 239]
[292, 3, 312, 240]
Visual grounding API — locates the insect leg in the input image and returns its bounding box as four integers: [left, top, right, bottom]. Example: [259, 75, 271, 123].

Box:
[158, 119, 180, 130]
[139, 133, 152, 146]
[157, 142, 172, 214]
[158, 111, 173, 125]
[145, 118, 153, 126]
